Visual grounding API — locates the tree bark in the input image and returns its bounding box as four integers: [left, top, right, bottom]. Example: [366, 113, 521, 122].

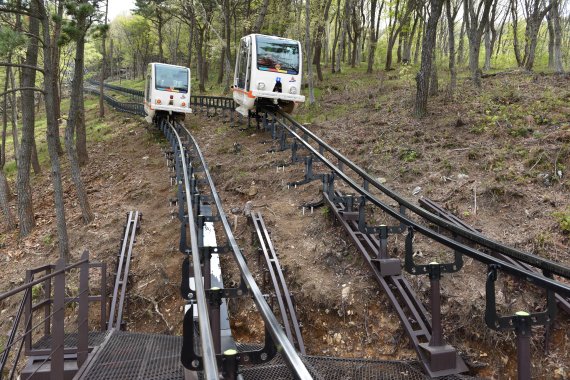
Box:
[464, 0, 494, 87]
[251, 0, 269, 33]
[510, 0, 523, 67]
[414, 0, 445, 118]
[1, 68, 15, 229]
[457, 16, 466, 65]
[445, 0, 457, 98]
[305, 0, 315, 104]
[52, 0, 64, 156]
[17, 0, 40, 238]
[549, 0, 563, 73]
[315, 0, 333, 80]
[36, 0, 70, 261]
[99, 0, 109, 118]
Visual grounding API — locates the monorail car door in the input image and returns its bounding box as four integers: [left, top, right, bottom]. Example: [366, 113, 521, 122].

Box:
[232, 36, 253, 115]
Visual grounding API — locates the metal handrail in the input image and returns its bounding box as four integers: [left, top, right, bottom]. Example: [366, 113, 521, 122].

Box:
[0, 259, 88, 302]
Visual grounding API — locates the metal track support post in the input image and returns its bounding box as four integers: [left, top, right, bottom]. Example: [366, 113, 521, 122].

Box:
[209, 288, 222, 355]
[374, 225, 401, 276]
[514, 311, 532, 380]
[221, 349, 238, 380]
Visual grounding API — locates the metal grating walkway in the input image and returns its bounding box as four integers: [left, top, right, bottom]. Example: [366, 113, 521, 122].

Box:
[77, 331, 184, 380]
[75, 331, 482, 380]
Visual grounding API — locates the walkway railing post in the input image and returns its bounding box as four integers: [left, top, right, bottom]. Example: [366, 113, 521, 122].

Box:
[51, 258, 65, 380]
[77, 251, 90, 367]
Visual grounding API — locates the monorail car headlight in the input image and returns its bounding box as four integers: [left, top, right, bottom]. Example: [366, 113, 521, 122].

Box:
[257, 82, 265, 90]
[289, 86, 297, 94]
[156, 99, 162, 104]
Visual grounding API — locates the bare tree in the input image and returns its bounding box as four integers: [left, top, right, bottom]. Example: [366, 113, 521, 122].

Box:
[445, 0, 461, 98]
[463, 0, 494, 87]
[305, 0, 315, 103]
[415, 0, 445, 117]
[17, 0, 40, 238]
[64, 0, 96, 225]
[1, 68, 15, 230]
[99, 0, 109, 118]
[367, 0, 385, 73]
[521, 0, 555, 71]
[35, 0, 70, 260]
[314, 0, 333, 80]
[385, 0, 416, 71]
[547, 0, 563, 72]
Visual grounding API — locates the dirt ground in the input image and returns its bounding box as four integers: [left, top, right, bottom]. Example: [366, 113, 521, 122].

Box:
[1, 70, 569, 379]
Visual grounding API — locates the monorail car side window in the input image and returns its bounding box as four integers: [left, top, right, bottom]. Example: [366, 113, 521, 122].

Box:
[237, 39, 248, 89]
[255, 36, 299, 75]
[155, 64, 189, 92]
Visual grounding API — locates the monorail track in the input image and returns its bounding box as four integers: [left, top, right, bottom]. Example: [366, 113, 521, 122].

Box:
[87, 82, 570, 379]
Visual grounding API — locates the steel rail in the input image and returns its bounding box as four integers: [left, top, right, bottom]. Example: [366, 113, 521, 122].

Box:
[420, 197, 570, 315]
[108, 211, 140, 331]
[269, 113, 570, 298]
[272, 109, 570, 280]
[252, 211, 306, 354]
[178, 122, 313, 379]
[168, 122, 220, 380]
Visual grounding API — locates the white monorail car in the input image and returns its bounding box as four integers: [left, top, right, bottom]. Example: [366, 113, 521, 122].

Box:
[232, 34, 305, 116]
[144, 63, 192, 123]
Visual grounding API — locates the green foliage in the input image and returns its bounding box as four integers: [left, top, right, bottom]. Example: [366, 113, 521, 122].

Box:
[399, 149, 418, 162]
[32, 284, 43, 302]
[0, 26, 26, 58]
[553, 210, 570, 233]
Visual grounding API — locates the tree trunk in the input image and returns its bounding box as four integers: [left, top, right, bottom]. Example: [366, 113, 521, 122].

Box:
[510, 0, 523, 67]
[52, 0, 64, 156]
[429, 49, 438, 96]
[367, 0, 378, 73]
[549, 0, 563, 73]
[8, 65, 19, 162]
[331, 0, 342, 73]
[0, 170, 15, 230]
[252, 0, 270, 33]
[337, 0, 351, 73]
[403, 13, 419, 64]
[445, 0, 457, 98]
[224, 0, 232, 93]
[196, 29, 206, 92]
[457, 17, 466, 65]
[1, 70, 15, 229]
[305, 0, 315, 104]
[413, 18, 423, 65]
[522, 1, 554, 71]
[483, 25, 491, 70]
[414, 0, 445, 118]
[187, 20, 194, 68]
[36, 0, 70, 261]
[157, 14, 164, 62]
[99, 0, 109, 118]
[465, 0, 494, 87]
[31, 139, 41, 174]
[17, 0, 40, 237]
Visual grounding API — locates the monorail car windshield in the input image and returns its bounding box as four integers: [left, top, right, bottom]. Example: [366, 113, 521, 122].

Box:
[232, 34, 305, 116]
[144, 62, 192, 123]
[256, 35, 300, 75]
